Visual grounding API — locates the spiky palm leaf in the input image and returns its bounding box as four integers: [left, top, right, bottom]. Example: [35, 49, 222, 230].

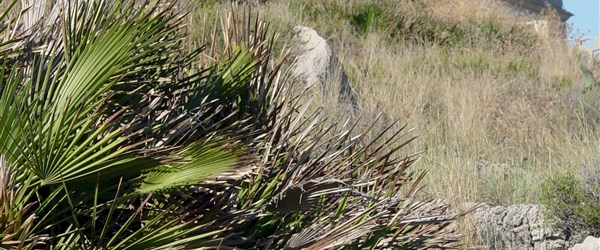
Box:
[234, 109, 465, 249]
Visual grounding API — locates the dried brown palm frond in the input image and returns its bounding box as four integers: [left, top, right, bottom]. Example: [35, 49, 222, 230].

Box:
[237, 104, 468, 249]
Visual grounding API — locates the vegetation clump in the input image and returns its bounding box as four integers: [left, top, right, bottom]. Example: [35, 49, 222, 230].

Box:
[540, 172, 600, 236]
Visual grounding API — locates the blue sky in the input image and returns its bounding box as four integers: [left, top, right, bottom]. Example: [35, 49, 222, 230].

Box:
[563, 0, 600, 38]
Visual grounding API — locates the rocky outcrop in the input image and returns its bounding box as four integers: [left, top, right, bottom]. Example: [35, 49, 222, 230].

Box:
[291, 26, 357, 107]
[473, 203, 576, 249]
[570, 236, 600, 250]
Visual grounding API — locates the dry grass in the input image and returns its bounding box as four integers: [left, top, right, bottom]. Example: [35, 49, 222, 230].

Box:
[343, 36, 599, 203]
[424, 0, 518, 24]
[241, 0, 600, 204]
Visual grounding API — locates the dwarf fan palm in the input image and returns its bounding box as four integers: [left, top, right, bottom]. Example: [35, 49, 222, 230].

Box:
[0, 0, 469, 248]
[0, 0, 260, 247]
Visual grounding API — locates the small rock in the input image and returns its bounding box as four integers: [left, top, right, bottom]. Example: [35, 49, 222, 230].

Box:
[291, 26, 357, 107]
[473, 203, 574, 249]
[570, 236, 600, 250]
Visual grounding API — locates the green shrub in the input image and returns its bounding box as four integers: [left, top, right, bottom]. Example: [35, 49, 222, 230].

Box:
[540, 172, 600, 235]
[505, 58, 537, 77]
[350, 4, 383, 35]
[550, 75, 573, 88]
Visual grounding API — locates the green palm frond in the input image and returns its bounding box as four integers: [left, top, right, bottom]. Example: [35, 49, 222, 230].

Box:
[138, 140, 240, 194]
[47, 181, 224, 250]
[0, 0, 241, 185]
[0, 9, 165, 184]
[0, 1, 262, 248]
